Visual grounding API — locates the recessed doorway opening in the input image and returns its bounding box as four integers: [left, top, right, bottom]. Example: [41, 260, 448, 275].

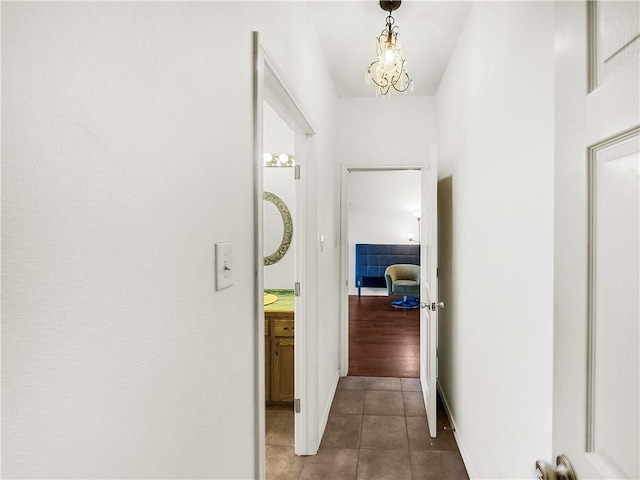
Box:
[343, 168, 422, 378]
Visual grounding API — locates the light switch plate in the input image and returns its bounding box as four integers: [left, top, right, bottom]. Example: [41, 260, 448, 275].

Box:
[215, 242, 233, 291]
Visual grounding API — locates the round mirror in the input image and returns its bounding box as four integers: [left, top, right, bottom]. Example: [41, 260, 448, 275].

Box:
[263, 191, 293, 266]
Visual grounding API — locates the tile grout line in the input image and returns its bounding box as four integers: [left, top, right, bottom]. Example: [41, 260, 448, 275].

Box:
[404, 408, 414, 480]
[401, 386, 415, 479]
[355, 385, 366, 480]
[304, 377, 439, 479]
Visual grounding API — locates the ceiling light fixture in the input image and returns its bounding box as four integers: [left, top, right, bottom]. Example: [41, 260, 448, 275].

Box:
[366, 0, 413, 96]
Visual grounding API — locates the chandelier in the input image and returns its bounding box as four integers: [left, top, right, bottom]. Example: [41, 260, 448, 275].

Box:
[366, 0, 413, 96]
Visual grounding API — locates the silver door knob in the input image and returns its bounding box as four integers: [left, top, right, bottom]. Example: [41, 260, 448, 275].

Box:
[419, 301, 445, 311]
[535, 455, 576, 480]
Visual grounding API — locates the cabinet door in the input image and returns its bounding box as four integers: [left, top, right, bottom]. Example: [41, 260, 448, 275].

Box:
[271, 337, 295, 402]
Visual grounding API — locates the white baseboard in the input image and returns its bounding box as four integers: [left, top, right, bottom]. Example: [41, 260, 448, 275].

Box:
[437, 381, 476, 479]
[349, 288, 388, 297]
[316, 370, 340, 450]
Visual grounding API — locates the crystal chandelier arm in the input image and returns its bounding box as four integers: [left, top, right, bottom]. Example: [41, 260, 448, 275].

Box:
[389, 61, 411, 93]
[367, 63, 391, 89]
[393, 72, 412, 93]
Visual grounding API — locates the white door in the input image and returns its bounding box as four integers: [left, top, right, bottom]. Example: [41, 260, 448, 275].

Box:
[550, 2, 639, 479]
[419, 147, 439, 438]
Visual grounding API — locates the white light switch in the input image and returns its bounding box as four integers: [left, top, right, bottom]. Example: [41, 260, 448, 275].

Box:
[215, 242, 233, 291]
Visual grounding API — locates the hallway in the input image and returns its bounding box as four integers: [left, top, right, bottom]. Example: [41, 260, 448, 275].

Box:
[265, 376, 468, 479]
[5, 1, 638, 478]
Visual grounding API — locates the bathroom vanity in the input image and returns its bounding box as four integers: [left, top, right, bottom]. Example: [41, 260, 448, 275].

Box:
[264, 289, 294, 404]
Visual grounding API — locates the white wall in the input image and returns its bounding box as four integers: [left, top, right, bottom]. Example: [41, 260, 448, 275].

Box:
[337, 96, 437, 167]
[347, 170, 421, 296]
[264, 101, 295, 156]
[436, 2, 555, 479]
[1, 2, 339, 478]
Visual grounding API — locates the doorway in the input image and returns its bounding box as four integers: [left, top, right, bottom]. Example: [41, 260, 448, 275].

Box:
[340, 159, 441, 438]
[262, 101, 297, 463]
[341, 167, 423, 378]
[253, 32, 318, 479]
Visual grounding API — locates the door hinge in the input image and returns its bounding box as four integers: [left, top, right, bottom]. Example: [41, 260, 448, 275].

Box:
[294, 165, 301, 180]
[294, 282, 301, 296]
[294, 398, 301, 413]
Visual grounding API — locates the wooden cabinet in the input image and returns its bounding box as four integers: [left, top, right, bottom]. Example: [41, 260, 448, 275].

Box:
[271, 337, 294, 402]
[265, 312, 294, 404]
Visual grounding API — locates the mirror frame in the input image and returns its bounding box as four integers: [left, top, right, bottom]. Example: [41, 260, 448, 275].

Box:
[263, 190, 293, 265]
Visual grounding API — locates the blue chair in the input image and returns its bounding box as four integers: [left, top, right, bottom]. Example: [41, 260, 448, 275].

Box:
[385, 264, 420, 309]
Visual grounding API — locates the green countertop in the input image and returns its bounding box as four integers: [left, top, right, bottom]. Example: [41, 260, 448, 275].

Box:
[264, 289, 294, 313]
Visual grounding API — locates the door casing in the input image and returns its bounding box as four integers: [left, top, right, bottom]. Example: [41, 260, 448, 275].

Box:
[339, 163, 439, 437]
[339, 165, 424, 377]
[253, 32, 318, 479]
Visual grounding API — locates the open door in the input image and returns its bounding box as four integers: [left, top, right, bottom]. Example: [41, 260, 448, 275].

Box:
[419, 146, 440, 438]
[547, 2, 639, 479]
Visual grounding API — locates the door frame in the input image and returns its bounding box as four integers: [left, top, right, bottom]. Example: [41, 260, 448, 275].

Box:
[253, 32, 318, 478]
[339, 165, 424, 377]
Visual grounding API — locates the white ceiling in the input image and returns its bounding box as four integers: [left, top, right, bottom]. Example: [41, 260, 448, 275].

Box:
[308, 0, 472, 97]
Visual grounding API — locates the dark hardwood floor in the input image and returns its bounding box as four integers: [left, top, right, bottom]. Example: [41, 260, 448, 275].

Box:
[348, 295, 420, 378]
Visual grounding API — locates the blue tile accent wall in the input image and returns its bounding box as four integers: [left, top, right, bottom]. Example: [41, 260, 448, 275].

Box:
[355, 243, 420, 295]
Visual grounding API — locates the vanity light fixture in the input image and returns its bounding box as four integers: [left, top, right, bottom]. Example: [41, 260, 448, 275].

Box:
[365, 0, 413, 96]
[263, 152, 295, 167]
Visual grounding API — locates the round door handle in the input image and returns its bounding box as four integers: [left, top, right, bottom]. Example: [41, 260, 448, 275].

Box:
[420, 301, 445, 311]
[535, 455, 576, 480]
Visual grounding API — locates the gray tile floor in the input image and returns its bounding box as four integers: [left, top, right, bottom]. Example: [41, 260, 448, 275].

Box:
[265, 376, 469, 480]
